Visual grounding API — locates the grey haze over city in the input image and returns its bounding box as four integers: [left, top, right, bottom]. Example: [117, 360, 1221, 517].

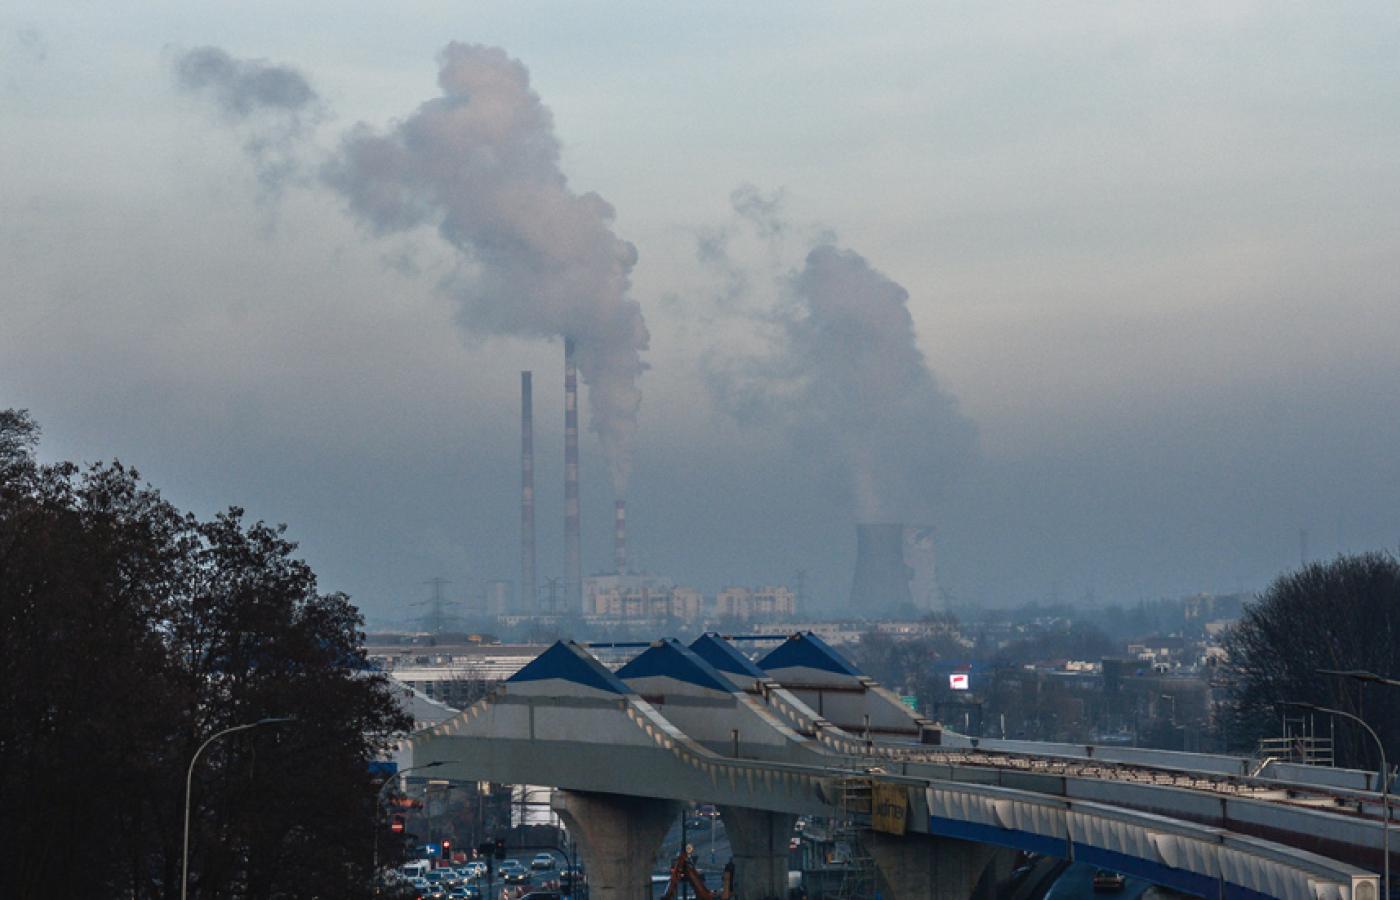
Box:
[4, 3, 1400, 624]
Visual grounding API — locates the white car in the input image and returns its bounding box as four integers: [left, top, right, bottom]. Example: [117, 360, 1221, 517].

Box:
[463, 862, 488, 879]
[530, 852, 554, 870]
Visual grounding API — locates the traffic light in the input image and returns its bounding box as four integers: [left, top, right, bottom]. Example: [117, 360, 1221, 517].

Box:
[442, 839, 452, 858]
[391, 814, 405, 834]
[494, 837, 506, 859]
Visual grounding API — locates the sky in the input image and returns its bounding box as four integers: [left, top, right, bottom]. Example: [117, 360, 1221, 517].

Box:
[4, 2, 1400, 624]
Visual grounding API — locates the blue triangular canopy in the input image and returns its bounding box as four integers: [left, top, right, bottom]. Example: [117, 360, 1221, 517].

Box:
[507, 641, 630, 694]
[758, 632, 863, 677]
[689, 633, 767, 680]
[617, 639, 737, 693]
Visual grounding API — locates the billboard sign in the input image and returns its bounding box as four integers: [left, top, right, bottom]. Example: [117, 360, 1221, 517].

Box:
[949, 672, 970, 691]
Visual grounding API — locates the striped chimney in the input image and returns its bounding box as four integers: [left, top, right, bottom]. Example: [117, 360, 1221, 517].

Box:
[614, 499, 627, 574]
[520, 371, 536, 613]
[564, 338, 582, 611]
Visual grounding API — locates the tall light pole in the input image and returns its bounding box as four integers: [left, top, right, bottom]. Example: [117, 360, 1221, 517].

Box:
[374, 762, 445, 877]
[182, 717, 294, 900]
[1286, 701, 1388, 898]
[1318, 669, 1400, 689]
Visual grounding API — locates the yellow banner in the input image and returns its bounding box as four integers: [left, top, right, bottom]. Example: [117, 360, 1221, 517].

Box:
[871, 782, 909, 835]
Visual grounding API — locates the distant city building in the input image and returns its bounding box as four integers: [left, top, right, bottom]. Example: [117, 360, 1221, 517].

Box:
[714, 586, 796, 621]
[581, 575, 797, 625]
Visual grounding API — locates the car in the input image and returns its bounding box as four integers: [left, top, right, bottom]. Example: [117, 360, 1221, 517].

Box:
[448, 888, 482, 899]
[531, 852, 555, 870]
[463, 862, 488, 879]
[1092, 869, 1126, 892]
[558, 866, 584, 887]
[500, 861, 530, 884]
[519, 892, 562, 900]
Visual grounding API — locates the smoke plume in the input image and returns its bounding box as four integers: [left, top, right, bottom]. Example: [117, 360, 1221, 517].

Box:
[172, 46, 323, 195]
[324, 43, 648, 493]
[703, 203, 975, 523]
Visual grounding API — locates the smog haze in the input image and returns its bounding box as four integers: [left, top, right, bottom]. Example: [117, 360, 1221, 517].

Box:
[4, 2, 1399, 620]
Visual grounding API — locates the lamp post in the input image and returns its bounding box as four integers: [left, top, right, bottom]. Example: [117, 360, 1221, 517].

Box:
[1286, 701, 1388, 897]
[373, 762, 445, 879]
[182, 717, 294, 900]
[1318, 669, 1400, 689]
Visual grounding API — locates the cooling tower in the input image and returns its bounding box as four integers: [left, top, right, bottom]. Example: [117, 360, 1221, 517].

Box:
[564, 338, 582, 611]
[520, 371, 536, 612]
[849, 523, 914, 612]
[903, 526, 942, 612]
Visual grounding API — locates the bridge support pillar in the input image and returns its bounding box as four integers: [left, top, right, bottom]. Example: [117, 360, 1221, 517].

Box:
[553, 790, 681, 900]
[864, 832, 1014, 900]
[717, 805, 795, 900]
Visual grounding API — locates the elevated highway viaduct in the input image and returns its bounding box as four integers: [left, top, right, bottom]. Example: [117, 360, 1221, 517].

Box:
[408, 634, 1388, 900]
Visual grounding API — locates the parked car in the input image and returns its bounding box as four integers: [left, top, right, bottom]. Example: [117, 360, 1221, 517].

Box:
[530, 852, 555, 870]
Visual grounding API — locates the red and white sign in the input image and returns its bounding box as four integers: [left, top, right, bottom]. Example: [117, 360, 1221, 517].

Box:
[949, 672, 970, 691]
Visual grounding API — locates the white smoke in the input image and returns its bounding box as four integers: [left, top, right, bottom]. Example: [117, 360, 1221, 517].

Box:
[701, 194, 976, 522]
[323, 43, 648, 494]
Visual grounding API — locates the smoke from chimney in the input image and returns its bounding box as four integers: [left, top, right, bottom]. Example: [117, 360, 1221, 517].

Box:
[702, 224, 976, 524]
[565, 339, 582, 610]
[325, 42, 649, 497]
[521, 371, 536, 612]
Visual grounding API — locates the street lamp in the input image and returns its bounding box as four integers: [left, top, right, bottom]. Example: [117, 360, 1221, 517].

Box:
[182, 717, 294, 900]
[1285, 701, 1388, 898]
[374, 762, 446, 877]
[1318, 669, 1400, 689]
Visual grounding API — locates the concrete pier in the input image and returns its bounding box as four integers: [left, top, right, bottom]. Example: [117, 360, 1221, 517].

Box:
[717, 805, 795, 900]
[864, 832, 1013, 900]
[553, 790, 681, 900]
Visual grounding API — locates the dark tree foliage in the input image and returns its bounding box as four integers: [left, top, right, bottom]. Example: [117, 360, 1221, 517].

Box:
[0, 411, 412, 899]
[990, 621, 1114, 667]
[1222, 552, 1400, 770]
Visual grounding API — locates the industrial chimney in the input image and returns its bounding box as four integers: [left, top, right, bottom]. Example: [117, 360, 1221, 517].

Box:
[520, 371, 536, 613]
[848, 523, 914, 612]
[614, 499, 627, 574]
[564, 338, 582, 611]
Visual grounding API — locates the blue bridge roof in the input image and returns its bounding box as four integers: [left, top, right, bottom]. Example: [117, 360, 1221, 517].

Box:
[758, 632, 863, 677]
[506, 640, 631, 694]
[689, 633, 767, 679]
[617, 639, 737, 693]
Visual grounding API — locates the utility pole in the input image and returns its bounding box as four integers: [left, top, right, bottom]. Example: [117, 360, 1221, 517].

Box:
[419, 577, 452, 635]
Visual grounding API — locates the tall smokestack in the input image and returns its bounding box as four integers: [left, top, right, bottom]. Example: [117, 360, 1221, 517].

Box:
[614, 499, 627, 574]
[521, 371, 536, 613]
[564, 338, 582, 611]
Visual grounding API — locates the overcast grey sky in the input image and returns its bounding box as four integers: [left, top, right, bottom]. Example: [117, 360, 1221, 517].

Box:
[4, 2, 1399, 623]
